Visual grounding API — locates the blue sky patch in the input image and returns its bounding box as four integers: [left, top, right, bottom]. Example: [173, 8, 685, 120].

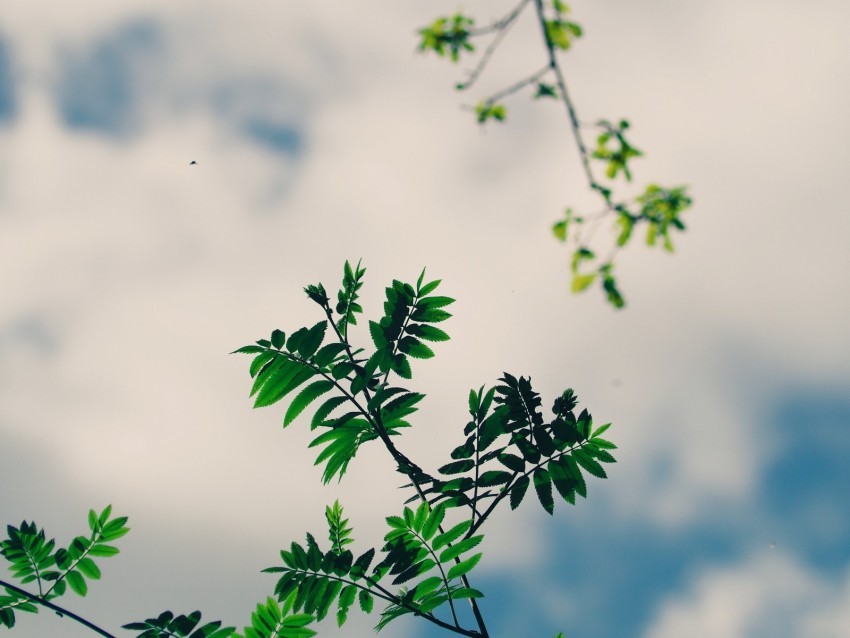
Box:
[55, 19, 163, 136]
[209, 76, 306, 159]
[0, 36, 15, 123]
[242, 118, 303, 156]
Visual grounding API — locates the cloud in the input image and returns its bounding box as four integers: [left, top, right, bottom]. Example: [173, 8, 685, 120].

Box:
[2, 1, 850, 637]
[645, 552, 850, 638]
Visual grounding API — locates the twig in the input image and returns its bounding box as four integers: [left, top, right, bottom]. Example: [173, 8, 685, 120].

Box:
[458, 1, 531, 91]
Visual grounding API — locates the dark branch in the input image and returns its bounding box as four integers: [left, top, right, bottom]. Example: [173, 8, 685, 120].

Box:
[0, 579, 117, 638]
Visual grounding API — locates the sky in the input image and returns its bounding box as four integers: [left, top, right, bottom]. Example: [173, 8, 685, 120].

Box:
[1, 1, 849, 637]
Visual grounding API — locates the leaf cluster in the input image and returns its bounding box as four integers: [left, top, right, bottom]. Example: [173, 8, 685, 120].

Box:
[0, 506, 128, 628]
[421, 376, 617, 520]
[418, 13, 475, 62]
[233, 263, 453, 485]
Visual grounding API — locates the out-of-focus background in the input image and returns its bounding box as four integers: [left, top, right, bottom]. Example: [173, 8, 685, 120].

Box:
[2, 1, 849, 636]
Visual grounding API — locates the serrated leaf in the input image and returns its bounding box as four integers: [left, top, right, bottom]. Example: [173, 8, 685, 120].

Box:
[299, 321, 328, 358]
[418, 279, 441, 296]
[498, 453, 525, 472]
[438, 535, 483, 563]
[438, 459, 474, 475]
[65, 570, 87, 596]
[358, 590, 374, 614]
[284, 380, 334, 427]
[312, 396, 347, 428]
[432, 520, 472, 551]
[421, 505, 445, 542]
[533, 468, 555, 514]
[509, 475, 530, 510]
[573, 449, 607, 478]
[591, 422, 612, 438]
[446, 553, 482, 580]
[271, 329, 286, 350]
[411, 308, 452, 323]
[313, 343, 347, 368]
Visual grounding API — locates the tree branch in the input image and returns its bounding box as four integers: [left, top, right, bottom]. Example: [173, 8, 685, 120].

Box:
[0, 579, 117, 638]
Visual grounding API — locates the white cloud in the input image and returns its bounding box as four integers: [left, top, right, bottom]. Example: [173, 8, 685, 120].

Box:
[645, 551, 850, 638]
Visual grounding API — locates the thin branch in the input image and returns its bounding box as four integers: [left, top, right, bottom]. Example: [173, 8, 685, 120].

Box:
[458, 0, 531, 91]
[0, 579, 117, 638]
[468, 0, 532, 36]
[532, 0, 618, 221]
[480, 65, 550, 106]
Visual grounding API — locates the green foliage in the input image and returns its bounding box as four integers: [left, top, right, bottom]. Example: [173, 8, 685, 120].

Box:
[418, 13, 475, 62]
[420, 376, 616, 518]
[232, 263, 615, 636]
[418, 0, 694, 307]
[233, 263, 454, 484]
[0, 506, 128, 629]
[544, 18, 583, 51]
[2, 263, 617, 637]
[592, 119, 642, 182]
[238, 597, 316, 638]
[123, 610, 235, 638]
[474, 101, 507, 124]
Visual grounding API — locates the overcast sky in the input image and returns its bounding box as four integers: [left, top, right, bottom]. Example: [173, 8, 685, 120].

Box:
[2, 1, 849, 637]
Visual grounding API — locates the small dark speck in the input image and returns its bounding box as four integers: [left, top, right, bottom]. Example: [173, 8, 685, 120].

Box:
[189, 160, 197, 165]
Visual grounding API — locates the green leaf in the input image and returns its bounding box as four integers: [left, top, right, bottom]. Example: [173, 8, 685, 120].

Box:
[406, 324, 450, 342]
[412, 503, 429, 534]
[591, 422, 611, 438]
[76, 557, 101, 580]
[65, 570, 87, 596]
[271, 329, 286, 350]
[438, 535, 483, 563]
[509, 475, 530, 510]
[313, 343, 347, 368]
[358, 589, 374, 614]
[369, 321, 388, 350]
[413, 576, 444, 600]
[249, 351, 276, 379]
[397, 337, 433, 360]
[573, 449, 607, 478]
[391, 354, 412, 379]
[421, 505, 446, 542]
[299, 321, 328, 358]
[446, 553, 482, 580]
[438, 459, 474, 475]
[432, 520, 472, 551]
[285, 381, 335, 427]
[533, 468, 555, 514]
[571, 273, 596, 293]
[255, 364, 315, 409]
[311, 396, 347, 428]
[410, 308, 452, 323]
[498, 453, 525, 473]
[231, 345, 266, 355]
[419, 279, 441, 296]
